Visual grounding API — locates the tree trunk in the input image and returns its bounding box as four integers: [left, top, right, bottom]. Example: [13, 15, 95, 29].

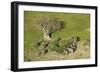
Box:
[43, 28, 51, 40]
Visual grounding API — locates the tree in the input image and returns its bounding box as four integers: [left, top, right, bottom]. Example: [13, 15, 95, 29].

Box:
[37, 15, 64, 40]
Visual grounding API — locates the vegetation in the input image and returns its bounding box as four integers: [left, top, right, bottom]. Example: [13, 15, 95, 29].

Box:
[24, 11, 90, 61]
[36, 16, 64, 40]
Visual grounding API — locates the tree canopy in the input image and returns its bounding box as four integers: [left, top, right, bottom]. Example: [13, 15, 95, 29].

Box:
[37, 15, 64, 40]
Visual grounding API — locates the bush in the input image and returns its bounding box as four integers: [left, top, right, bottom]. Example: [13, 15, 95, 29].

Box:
[34, 36, 80, 55]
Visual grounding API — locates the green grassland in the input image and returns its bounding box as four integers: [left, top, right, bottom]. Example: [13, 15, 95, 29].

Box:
[24, 11, 90, 61]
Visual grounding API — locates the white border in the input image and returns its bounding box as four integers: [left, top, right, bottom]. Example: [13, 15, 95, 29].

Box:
[18, 5, 96, 68]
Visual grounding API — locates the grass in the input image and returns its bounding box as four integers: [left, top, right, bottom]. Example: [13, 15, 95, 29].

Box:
[24, 11, 90, 62]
